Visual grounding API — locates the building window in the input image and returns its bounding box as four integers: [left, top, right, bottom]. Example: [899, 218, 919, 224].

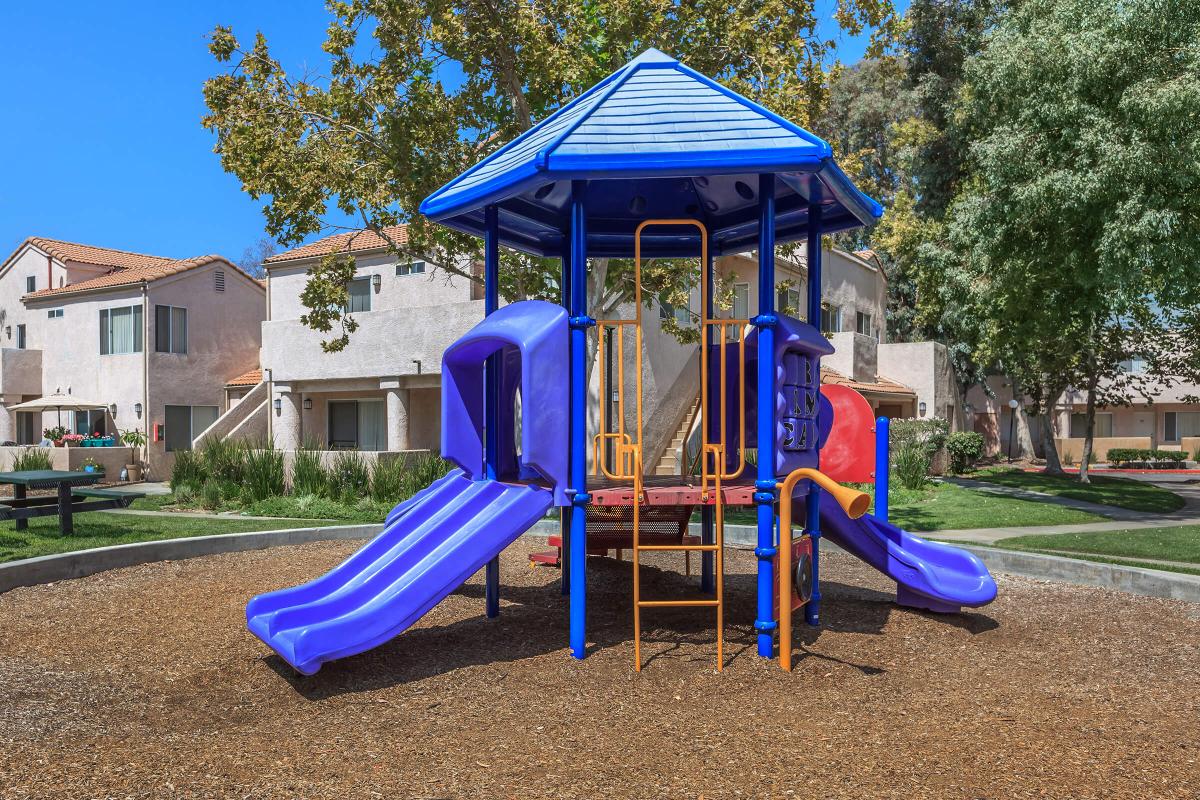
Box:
[15, 325, 25, 350]
[1070, 412, 1112, 438]
[16, 412, 39, 445]
[1164, 411, 1200, 442]
[25, 276, 35, 293]
[1119, 356, 1147, 374]
[328, 399, 386, 451]
[164, 405, 220, 452]
[777, 286, 801, 316]
[345, 277, 371, 313]
[396, 260, 426, 276]
[47, 309, 63, 319]
[74, 409, 107, 436]
[820, 304, 842, 334]
[154, 305, 188, 354]
[214, 269, 226, 292]
[100, 305, 143, 355]
[856, 311, 875, 338]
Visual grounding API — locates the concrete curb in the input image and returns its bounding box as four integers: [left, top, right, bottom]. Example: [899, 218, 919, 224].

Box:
[0, 524, 383, 594]
[2, 519, 1197, 605]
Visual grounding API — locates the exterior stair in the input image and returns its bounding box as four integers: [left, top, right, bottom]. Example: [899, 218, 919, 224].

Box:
[654, 397, 700, 476]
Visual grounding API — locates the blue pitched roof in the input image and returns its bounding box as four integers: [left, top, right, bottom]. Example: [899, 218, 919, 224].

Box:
[420, 49, 882, 258]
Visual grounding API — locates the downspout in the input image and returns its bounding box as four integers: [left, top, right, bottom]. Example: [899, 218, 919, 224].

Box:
[142, 283, 150, 478]
[265, 269, 272, 447]
[46, 254, 53, 290]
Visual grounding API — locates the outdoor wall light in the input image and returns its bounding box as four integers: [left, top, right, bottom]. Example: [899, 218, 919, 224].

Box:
[303, 398, 312, 410]
[412, 359, 422, 374]
[1007, 398, 1020, 410]
[273, 398, 283, 412]
[918, 401, 927, 417]
[109, 403, 117, 416]
[372, 274, 382, 291]
[134, 402, 143, 419]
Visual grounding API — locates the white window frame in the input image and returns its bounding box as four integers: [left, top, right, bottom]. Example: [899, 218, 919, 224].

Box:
[1164, 411, 1200, 442]
[164, 404, 220, 452]
[154, 305, 188, 355]
[25, 275, 35, 294]
[345, 277, 372, 313]
[47, 308, 63, 319]
[396, 260, 426, 276]
[100, 304, 144, 355]
[777, 285, 801, 315]
[1070, 411, 1113, 439]
[327, 398, 386, 451]
[15, 324, 25, 350]
[820, 304, 842, 334]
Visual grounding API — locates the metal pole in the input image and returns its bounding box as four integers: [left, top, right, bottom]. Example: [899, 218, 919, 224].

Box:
[700, 234, 716, 594]
[752, 173, 778, 658]
[559, 240, 571, 596]
[875, 416, 889, 524]
[483, 204, 501, 619]
[804, 201, 823, 627]
[568, 180, 591, 659]
[1007, 409, 1016, 462]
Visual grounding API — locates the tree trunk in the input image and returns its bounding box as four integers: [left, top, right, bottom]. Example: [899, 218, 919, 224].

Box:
[1009, 375, 1036, 460]
[1079, 375, 1099, 484]
[1039, 384, 1067, 475]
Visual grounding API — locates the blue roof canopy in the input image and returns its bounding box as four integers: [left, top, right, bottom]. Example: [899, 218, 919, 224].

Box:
[419, 49, 882, 258]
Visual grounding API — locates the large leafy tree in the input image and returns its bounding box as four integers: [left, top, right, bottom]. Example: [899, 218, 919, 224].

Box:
[936, 0, 1200, 474]
[203, 0, 896, 350]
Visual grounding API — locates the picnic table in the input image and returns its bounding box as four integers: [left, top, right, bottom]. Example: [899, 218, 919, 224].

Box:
[0, 470, 143, 535]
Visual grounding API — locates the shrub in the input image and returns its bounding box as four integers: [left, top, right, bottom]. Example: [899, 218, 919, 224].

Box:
[327, 451, 371, 501]
[1107, 448, 1189, 466]
[945, 431, 986, 474]
[892, 437, 930, 490]
[11, 448, 53, 472]
[290, 439, 328, 497]
[174, 484, 197, 506]
[888, 417, 949, 489]
[242, 442, 285, 502]
[200, 478, 222, 510]
[199, 438, 245, 484]
[400, 452, 453, 500]
[170, 449, 205, 493]
[370, 456, 406, 503]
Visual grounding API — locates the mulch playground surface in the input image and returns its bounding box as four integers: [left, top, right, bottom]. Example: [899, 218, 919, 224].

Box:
[1, 541, 1197, 799]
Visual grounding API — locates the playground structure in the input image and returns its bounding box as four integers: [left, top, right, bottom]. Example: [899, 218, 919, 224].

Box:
[246, 49, 997, 676]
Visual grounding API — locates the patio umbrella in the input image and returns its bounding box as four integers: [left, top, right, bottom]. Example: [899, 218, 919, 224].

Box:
[9, 393, 110, 428]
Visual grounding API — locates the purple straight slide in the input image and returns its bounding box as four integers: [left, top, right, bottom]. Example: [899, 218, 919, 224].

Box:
[246, 470, 552, 675]
[819, 502, 997, 613]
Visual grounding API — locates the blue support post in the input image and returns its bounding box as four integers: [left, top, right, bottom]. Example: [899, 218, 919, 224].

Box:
[700, 235, 716, 594]
[753, 173, 778, 658]
[483, 205, 501, 618]
[804, 201, 823, 627]
[568, 181, 591, 659]
[875, 416, 890, 524]
[559, 240, 572, 596]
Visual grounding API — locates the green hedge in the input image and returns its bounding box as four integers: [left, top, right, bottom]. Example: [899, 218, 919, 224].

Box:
[1106, 448, 1190, 465]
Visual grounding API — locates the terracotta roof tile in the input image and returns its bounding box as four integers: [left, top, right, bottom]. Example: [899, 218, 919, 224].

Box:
[23, 254, 250, 300]
[264, 225, 410, 266]
[24, 237, 179, 271]
[226, 368, 262, 387]
[821, 366, 915, 397]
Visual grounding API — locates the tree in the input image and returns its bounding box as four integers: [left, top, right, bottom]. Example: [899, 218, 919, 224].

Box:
[237, 237, 277, 278]
[939, 0, 1200, 475]
[203, 0, 897, 350]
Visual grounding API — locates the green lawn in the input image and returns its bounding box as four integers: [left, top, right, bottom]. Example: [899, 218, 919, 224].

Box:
[0, 513, 341, 563]
[968, 468, 1185, 513]
[995, 525, 1200, 564]
[130, 492, 391, 523]
[726, 480, 1104, 531]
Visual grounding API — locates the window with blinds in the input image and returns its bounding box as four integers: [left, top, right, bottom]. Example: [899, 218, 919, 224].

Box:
[99, 305, 143, 355]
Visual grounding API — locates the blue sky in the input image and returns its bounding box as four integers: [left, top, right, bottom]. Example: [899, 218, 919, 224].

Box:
[0, 2, 899, 265]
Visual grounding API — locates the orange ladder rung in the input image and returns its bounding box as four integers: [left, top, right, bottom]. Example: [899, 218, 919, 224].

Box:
[635, 544, 720, 552]
[637, 599, 721, 608]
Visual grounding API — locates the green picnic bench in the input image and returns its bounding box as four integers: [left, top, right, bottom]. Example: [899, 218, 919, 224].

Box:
[0, 471, 146, 535]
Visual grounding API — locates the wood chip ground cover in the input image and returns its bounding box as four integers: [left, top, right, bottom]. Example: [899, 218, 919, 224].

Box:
[0, 540, 1196, 799]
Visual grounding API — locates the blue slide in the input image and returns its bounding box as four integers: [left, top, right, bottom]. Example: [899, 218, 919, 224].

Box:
[247, 471, 552, 674]
[247, 300, 570, 675]
[819, 502, 997, 613]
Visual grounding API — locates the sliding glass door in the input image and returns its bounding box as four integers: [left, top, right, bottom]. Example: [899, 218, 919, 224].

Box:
[327, 399, 386, 451]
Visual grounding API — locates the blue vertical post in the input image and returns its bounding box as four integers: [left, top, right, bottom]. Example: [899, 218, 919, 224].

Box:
[752, 173, 778, 658]
[700, 235, 715, 594]
[875, 416, 890, 524]
[804, 201, 823, 627]
[568, 181, 591, 658]
[559, 241, 572, 596]
[484, 204, 501, 618]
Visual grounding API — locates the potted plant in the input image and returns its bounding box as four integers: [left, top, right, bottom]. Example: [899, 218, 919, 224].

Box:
[81, 457, 104, 475]
[43, 426, 68, 446]
[120, 428, 148, 482]
[62, 433, 84, 447]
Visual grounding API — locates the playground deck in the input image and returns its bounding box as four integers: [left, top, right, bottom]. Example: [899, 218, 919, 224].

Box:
[1, 540, 1196, 799]
[589, 474, 757, 506]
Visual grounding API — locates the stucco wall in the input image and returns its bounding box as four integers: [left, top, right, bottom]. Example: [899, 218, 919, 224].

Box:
[876, 341, 963, 430]
[0, 445, 132, 474]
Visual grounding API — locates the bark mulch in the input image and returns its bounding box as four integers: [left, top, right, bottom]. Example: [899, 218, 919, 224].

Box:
[0, 539, 1196, 799]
